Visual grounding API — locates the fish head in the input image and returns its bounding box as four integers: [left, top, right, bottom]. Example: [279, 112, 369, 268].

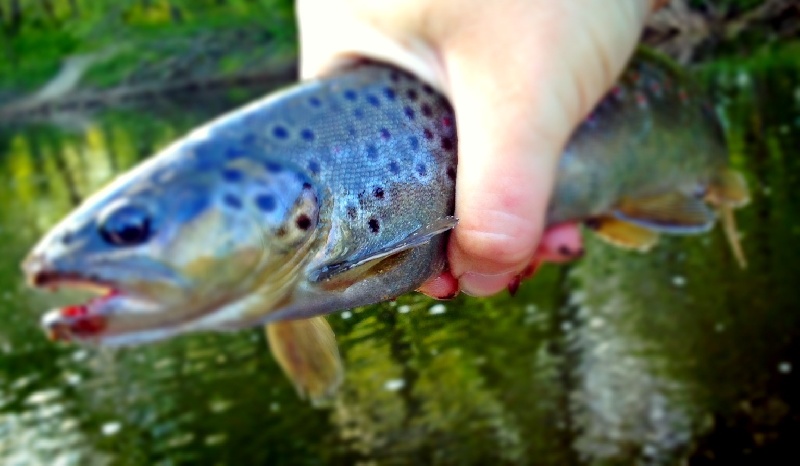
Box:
[22, 139, 321, 345]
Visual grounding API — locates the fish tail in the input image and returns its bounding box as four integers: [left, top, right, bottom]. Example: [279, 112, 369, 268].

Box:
[719, 205, 747, 269]
[707, 168, 750, 269]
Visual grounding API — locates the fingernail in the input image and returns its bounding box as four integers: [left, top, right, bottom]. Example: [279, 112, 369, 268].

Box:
[440, 291, 459, 300]
[522, 260, 541, 279]
[461, 272, 516, 297]
[557, 245, 584, 258]
[507, 274, 521, 297]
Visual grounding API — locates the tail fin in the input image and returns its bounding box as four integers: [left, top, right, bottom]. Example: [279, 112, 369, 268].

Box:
[707, 168, 750, 269]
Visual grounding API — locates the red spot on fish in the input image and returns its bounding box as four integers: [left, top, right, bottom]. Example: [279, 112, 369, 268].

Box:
[442, 116, 453, 128]
[636, 92, 648, 109]
[649, 80, 662, 95]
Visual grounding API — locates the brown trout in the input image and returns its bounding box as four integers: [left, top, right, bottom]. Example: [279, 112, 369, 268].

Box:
[21, 51, 748, 401]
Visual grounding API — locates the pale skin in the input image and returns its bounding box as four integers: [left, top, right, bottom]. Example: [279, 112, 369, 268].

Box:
[297, 0, 663, 297]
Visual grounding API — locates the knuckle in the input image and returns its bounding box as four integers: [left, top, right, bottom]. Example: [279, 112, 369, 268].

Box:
[456, 212, 540, 272]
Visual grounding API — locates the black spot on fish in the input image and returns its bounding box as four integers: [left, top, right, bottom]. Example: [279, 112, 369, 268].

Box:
[383, 87, 396, 100]
[296, 214, 312, 230]
[366, 144, 378, 159]
[223, 194, 242, 209]
[423, 128, 433, 140]
[347, 126, 357, 137]
[344, 89, 357, 101]
[366, 94, 380, 107]
[309, 97, 322, 107]
[272, 126, 289, 139]
[222, 169, 243, 183]
[301, 129, 315, 141]
[61, 231, 73, 245]
[368, 218, 380, 233]
[389, 71, 400, 82]
[406, 89, 418, 101]
[276, 226, 287, 237]
[417, 163, 427, 177]
[308, 160, 320, 175]
[354, 108, 365, 119]
[421, 103, 432, 117]
[404, 106, 415, 120]
[380, 128, 391, 139]
[302, 182, 312, 190]
[389, 161, 400, 174]
[422, 83, 434, 95]
[373, 187, 384, 199]
[441, 137, 454, 151]
[264, 161, 282, 173]
[446, 166, 456, 181]
[346, 206, 357, 220]
[255, 194, 276, 212]
[409, 136, 419, 150]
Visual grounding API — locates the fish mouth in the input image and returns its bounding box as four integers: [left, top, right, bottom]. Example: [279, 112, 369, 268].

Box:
[30, 269, 117, 342]
[27, 269, 141, 343]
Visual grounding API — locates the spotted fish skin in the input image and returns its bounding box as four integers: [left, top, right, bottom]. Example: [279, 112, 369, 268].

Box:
[549, 54, 730, 225]
[22, 51, 745, 346]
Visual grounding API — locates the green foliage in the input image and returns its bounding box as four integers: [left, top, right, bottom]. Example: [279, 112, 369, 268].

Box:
[0, 0, 296, 92]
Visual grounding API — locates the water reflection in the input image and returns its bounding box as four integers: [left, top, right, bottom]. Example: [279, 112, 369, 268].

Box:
[0, 58, 798, 464]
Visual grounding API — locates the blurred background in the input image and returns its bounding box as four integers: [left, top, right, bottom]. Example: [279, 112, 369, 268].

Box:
[0, 0, 798, 464]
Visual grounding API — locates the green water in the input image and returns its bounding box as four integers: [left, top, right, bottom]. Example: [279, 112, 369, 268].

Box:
[0, 52, 799, 466]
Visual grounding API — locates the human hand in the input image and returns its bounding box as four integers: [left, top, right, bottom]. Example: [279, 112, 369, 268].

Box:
[297, 0, 660, 297]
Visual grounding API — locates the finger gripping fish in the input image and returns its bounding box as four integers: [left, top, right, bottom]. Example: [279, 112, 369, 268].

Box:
[21, 51, 748, 401]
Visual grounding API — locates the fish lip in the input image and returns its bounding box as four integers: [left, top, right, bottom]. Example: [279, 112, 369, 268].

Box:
[28, 268, 116, 294]
[25, 267, 137, 343]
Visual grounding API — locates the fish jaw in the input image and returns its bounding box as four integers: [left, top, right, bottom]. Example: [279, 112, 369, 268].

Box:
[22, 252, 193, 345]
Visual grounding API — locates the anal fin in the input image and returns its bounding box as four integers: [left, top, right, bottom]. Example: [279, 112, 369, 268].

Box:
[266, 316, 343, 405]
[614, 191, 715, 233]
[585, 216, 660, 251]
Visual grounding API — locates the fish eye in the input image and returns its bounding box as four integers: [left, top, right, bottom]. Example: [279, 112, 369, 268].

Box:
[98, 202, 153, 247]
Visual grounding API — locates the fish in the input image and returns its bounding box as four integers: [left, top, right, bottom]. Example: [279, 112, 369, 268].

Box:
[21, 49, 749, 402]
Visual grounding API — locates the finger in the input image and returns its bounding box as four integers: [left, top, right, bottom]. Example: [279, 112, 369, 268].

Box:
[417, 271, 460, 300]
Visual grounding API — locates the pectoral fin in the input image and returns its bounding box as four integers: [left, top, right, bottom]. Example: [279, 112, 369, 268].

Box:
[585, 216, 660, 251]
[613, 192, 716, 233]
[309, 216, 458, 283]
[266, 316, 343, 404]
